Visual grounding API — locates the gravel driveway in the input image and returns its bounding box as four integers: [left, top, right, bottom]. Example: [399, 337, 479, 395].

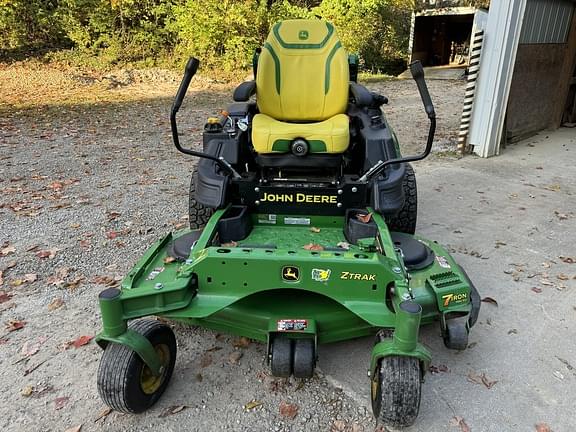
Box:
[0, 63, 466, 432]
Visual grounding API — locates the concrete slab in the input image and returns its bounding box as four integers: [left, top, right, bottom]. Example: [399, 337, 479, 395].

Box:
[318, 128, 576, 431]
[398, 65, 467, 80]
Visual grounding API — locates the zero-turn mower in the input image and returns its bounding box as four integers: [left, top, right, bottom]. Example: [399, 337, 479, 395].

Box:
[95, 19, 480, 428]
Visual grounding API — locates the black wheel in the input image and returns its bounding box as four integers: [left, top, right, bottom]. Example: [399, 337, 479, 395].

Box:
[189, 168, 213, 229]
[293, 338, 315, 379]
[386, 163, 417, 234]
[443, 320, 469, 351]
[97, 319, 177, 413]
[270, 337, 293, 377]
[371, 356, 421, 428]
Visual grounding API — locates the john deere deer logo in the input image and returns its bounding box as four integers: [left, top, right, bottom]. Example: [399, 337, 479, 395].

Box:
[282, 266, 300, 282]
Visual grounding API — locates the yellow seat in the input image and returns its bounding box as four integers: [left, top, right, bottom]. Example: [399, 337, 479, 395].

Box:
[252, 19, 350, 154]
[252, 113, 349, 153]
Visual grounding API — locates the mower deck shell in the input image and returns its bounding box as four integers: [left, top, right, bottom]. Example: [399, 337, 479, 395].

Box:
[96, 207, 473, 373]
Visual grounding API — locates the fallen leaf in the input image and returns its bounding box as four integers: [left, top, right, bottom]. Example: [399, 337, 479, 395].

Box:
[332, 420, 347, 432]
[55, 396, 70, 410]
[450, 416, 471, 432]
[48, 181, 64, 190]
[559, 256, 575, 264]
[540, 279, 554, 286]
[200, 352, 212, 368]
[228, 351, 243, 364]
[21, 340, 40, 357]
[0, 291, 13, 303]
[0, 245, 16, 256]
[159, 405, 187, 417]
[0, 270, 3, 286]
[36, 248, 60, 259]
[481, 297, 498, 307]
[337, 241, 351, 250]
[64, 426, 82, 432]
[531, 287, 542, 293]
[429, 364, 450, 374]
[356, 213, 372, 223]
[47, 275, 65, 287]
[90, 275, 120, 287]
[303, 243, 324, 251]
[21, 385, 33, 396]
[105, 231, 118, 240]
[4, 261, 16, 270]
[107, 211, 121, 221]
[279, 401, 298, 419]
[48, 298, 65, 311]
[557, 273, 570, 281]
[535, 423, 551, 432]
[554, 211, 568, 220]
[233, 337, 251, 348]
[23, 273, 37, 283]
[72, 335, 93, 348]
[221, 241, 238, 247]
[244, 400, 263, 410]
[467, 371, 498, 389]
[310, 227, 321, 233]
[6, 319, 26, 332]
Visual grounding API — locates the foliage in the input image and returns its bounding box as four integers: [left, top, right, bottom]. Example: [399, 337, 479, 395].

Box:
[0, 0, 414, 75]
[313, 0, 412, 72]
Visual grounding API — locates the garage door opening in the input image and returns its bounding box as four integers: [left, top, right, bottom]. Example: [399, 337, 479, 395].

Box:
[411, 13, 475, 67]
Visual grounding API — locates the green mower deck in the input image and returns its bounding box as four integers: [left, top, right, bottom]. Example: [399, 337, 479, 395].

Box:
[96, 208, 478, 423]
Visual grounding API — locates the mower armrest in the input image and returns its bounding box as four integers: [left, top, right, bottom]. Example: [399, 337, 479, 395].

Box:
[349, 83, 388, 107]
[233, 81, 256, 102]
[350, 82, 373, 106]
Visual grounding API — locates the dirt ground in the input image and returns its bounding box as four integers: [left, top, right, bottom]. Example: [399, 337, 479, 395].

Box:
[0, 63, 469, 432]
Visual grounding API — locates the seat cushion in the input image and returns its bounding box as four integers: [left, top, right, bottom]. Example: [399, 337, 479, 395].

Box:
[252, 113, 349, 154]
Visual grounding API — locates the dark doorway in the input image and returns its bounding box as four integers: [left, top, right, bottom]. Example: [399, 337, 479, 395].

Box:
[412, 14, 475, 66]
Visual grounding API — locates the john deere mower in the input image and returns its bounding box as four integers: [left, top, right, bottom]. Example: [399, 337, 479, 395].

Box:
[95, 19, 480, 427]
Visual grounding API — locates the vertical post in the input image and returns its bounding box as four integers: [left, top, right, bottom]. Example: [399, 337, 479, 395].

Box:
[457, 30, 484, 154]
[99, 288, 127, 337]
[468, 0, 527, 157]
[393, 301, 422, 352]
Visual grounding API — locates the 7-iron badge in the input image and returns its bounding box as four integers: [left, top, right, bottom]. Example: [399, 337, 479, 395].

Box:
[282, 266, 300, 282]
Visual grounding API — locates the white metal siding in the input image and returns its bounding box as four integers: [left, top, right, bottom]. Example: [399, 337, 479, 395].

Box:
[520, 0, 574, 44]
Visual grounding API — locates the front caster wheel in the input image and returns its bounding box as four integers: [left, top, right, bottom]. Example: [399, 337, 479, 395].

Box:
[293, 338, 315, 379]
[97, 319, 177, 413]
[270, 336, 293, 377]
[371, 356, 421, 428]
[443, 320, 469, 350]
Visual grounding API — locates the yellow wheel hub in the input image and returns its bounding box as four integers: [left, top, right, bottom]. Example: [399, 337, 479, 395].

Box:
[140, 344, 170, 395]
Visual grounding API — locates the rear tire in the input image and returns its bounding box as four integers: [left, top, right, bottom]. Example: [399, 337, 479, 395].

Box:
[189, 168, 213, 229]
[97, 319, 177, 413]
[386, 163, 417, 235]
[371, 356, 421, 428]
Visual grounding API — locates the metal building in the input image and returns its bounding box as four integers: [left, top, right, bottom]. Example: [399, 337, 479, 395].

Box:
[468, 0, 576, 157]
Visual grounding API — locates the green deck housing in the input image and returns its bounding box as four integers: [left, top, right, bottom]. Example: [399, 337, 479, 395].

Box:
[97, 207, 472, 376]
